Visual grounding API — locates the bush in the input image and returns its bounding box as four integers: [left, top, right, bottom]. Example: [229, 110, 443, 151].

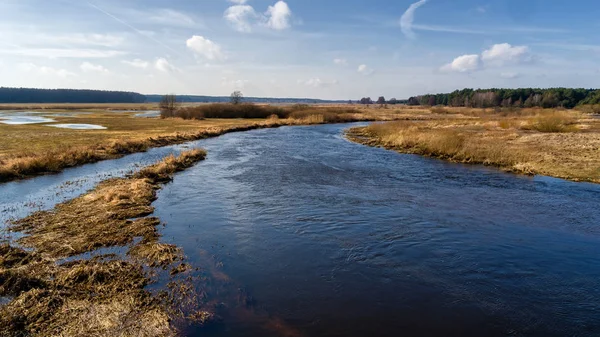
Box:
[172, 104, 361, 121]
[174, 104, 286, 119]
[529, 112, 578, 133]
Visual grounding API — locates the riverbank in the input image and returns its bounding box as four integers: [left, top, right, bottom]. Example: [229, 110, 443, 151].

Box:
[0, 150, 209, 336]
[0, 105, 414, 183]
[346, 109, 600, 183]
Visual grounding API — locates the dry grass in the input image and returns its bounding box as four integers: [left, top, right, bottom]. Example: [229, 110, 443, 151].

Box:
[527, 111, 578, 133]
[0, 150, 208, 336]
[348, 109, 600, 183]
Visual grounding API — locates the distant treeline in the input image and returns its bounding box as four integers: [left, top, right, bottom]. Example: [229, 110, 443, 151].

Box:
[0, 88, 346, 104]
[0, 87, 146, 103]
[407, 88, 600, 109]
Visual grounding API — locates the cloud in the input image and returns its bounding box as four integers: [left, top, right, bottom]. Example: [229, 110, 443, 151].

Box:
[357, 64, 374, 76]
[400, 0, 427, 39]
[155, 58, 177, 72]
[186, 36, 224, 61]
[46, 33, 124, 48]
[266, 1, 292, 30]
[333, 58, 348, 66]
[224, 5, 258, 32]
[442, 43, 531, 72]
[19, 63, 77, 78]
[441, 54, 481, 72]
[298, 78, 339, 87]
[122, 59, 150, 69]
[224, 1, 294, 32]
[80, 62, 108, 73]
[481, 43, 531, 66]
[146, 9, 197, 28]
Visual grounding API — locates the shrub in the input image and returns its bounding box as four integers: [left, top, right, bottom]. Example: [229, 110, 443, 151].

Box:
[529, 112, 578, 133]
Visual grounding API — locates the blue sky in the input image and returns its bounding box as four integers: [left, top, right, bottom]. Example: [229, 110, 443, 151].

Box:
[0, 0, 599, 99]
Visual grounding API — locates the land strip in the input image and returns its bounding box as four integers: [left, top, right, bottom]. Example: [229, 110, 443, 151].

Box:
[0, 105, 419, 183]
[347, 108, 600, 183]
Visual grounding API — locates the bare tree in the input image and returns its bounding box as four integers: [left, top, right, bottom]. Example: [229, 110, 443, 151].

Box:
[159, 94, 178, 118]
[230, 91, 243, 105]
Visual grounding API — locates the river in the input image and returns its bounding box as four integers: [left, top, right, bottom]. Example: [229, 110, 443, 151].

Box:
[2, 123, 600, 336]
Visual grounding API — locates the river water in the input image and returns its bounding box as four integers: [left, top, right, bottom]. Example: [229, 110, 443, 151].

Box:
[2, 123, 600, 336]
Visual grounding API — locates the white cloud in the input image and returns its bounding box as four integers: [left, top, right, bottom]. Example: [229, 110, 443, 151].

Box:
[481, 43, 531, 66]
[298, 78, 339, 87]
[357, 64, 374, 76]
[400, 0, 428, 39]
[146, 9, 197, 27]
[80, 62, 108, 73]
[266, 1, 292, 30]
[122, 59, 149, 69]
[441, 54, 481, 72]
[333, 58, 348, 66]
[186, 36, 224, 61]
[155, 58, 177, 72]
[441, 43, 531, 73]
[46, 33, 124, 47]
[224, 5, 258, 32]
[19, 63, 77, 78]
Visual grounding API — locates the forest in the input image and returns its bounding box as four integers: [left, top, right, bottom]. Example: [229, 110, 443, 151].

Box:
[407, 88, 600, 109]
[0, 87, 146, 103]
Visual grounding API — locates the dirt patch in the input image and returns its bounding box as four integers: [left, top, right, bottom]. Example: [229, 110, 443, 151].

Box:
[0, 150, 208, 336]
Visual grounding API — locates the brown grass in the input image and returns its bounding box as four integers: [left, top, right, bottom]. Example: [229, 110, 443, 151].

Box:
[527, 112, 578, 133]
[0, 150, 208, 336]
[348, 109, 600, 183]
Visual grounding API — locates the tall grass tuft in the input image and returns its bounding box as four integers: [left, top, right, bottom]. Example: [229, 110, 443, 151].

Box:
[528, 112, 578, 133]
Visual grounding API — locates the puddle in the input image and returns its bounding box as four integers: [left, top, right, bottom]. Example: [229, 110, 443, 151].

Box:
[0, 116, 56, 125]
[0, 296, 11, 306]
[47, 124, 107, 130]
[134, 111, 161, 118]
[43, 112, 91, 117]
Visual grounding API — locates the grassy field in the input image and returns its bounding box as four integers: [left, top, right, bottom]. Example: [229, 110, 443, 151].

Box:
[0, 104, 417, 183]
[348, 107, 600, 183]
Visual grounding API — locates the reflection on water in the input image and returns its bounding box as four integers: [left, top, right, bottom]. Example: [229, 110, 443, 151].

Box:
[47, 123, 107, 130]
[0, 115, 55, 125]
[134, 111, 161, 118]
[151, 124, 600, 337]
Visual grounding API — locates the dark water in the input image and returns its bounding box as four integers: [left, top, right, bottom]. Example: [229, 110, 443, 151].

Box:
[147, 124, 600, 337]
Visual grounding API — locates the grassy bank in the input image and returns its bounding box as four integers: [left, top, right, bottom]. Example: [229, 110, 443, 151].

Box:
[0, 150, 209, 336]
[347, 109, 600, 183]
[0, 105, 411, 183]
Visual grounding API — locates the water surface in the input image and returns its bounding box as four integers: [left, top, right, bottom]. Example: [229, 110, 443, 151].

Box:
[151, 124, 600, 337]
[2, 124, 599, 336]
[47, 123, 107, 130]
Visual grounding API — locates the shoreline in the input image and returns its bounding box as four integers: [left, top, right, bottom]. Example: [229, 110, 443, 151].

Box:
[0, 116, 391, 184]
[0, 150, 210, 336]
[346, 125, 600, 185]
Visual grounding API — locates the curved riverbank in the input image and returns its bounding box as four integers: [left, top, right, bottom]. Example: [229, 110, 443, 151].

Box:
[346, 120, 600, 184]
